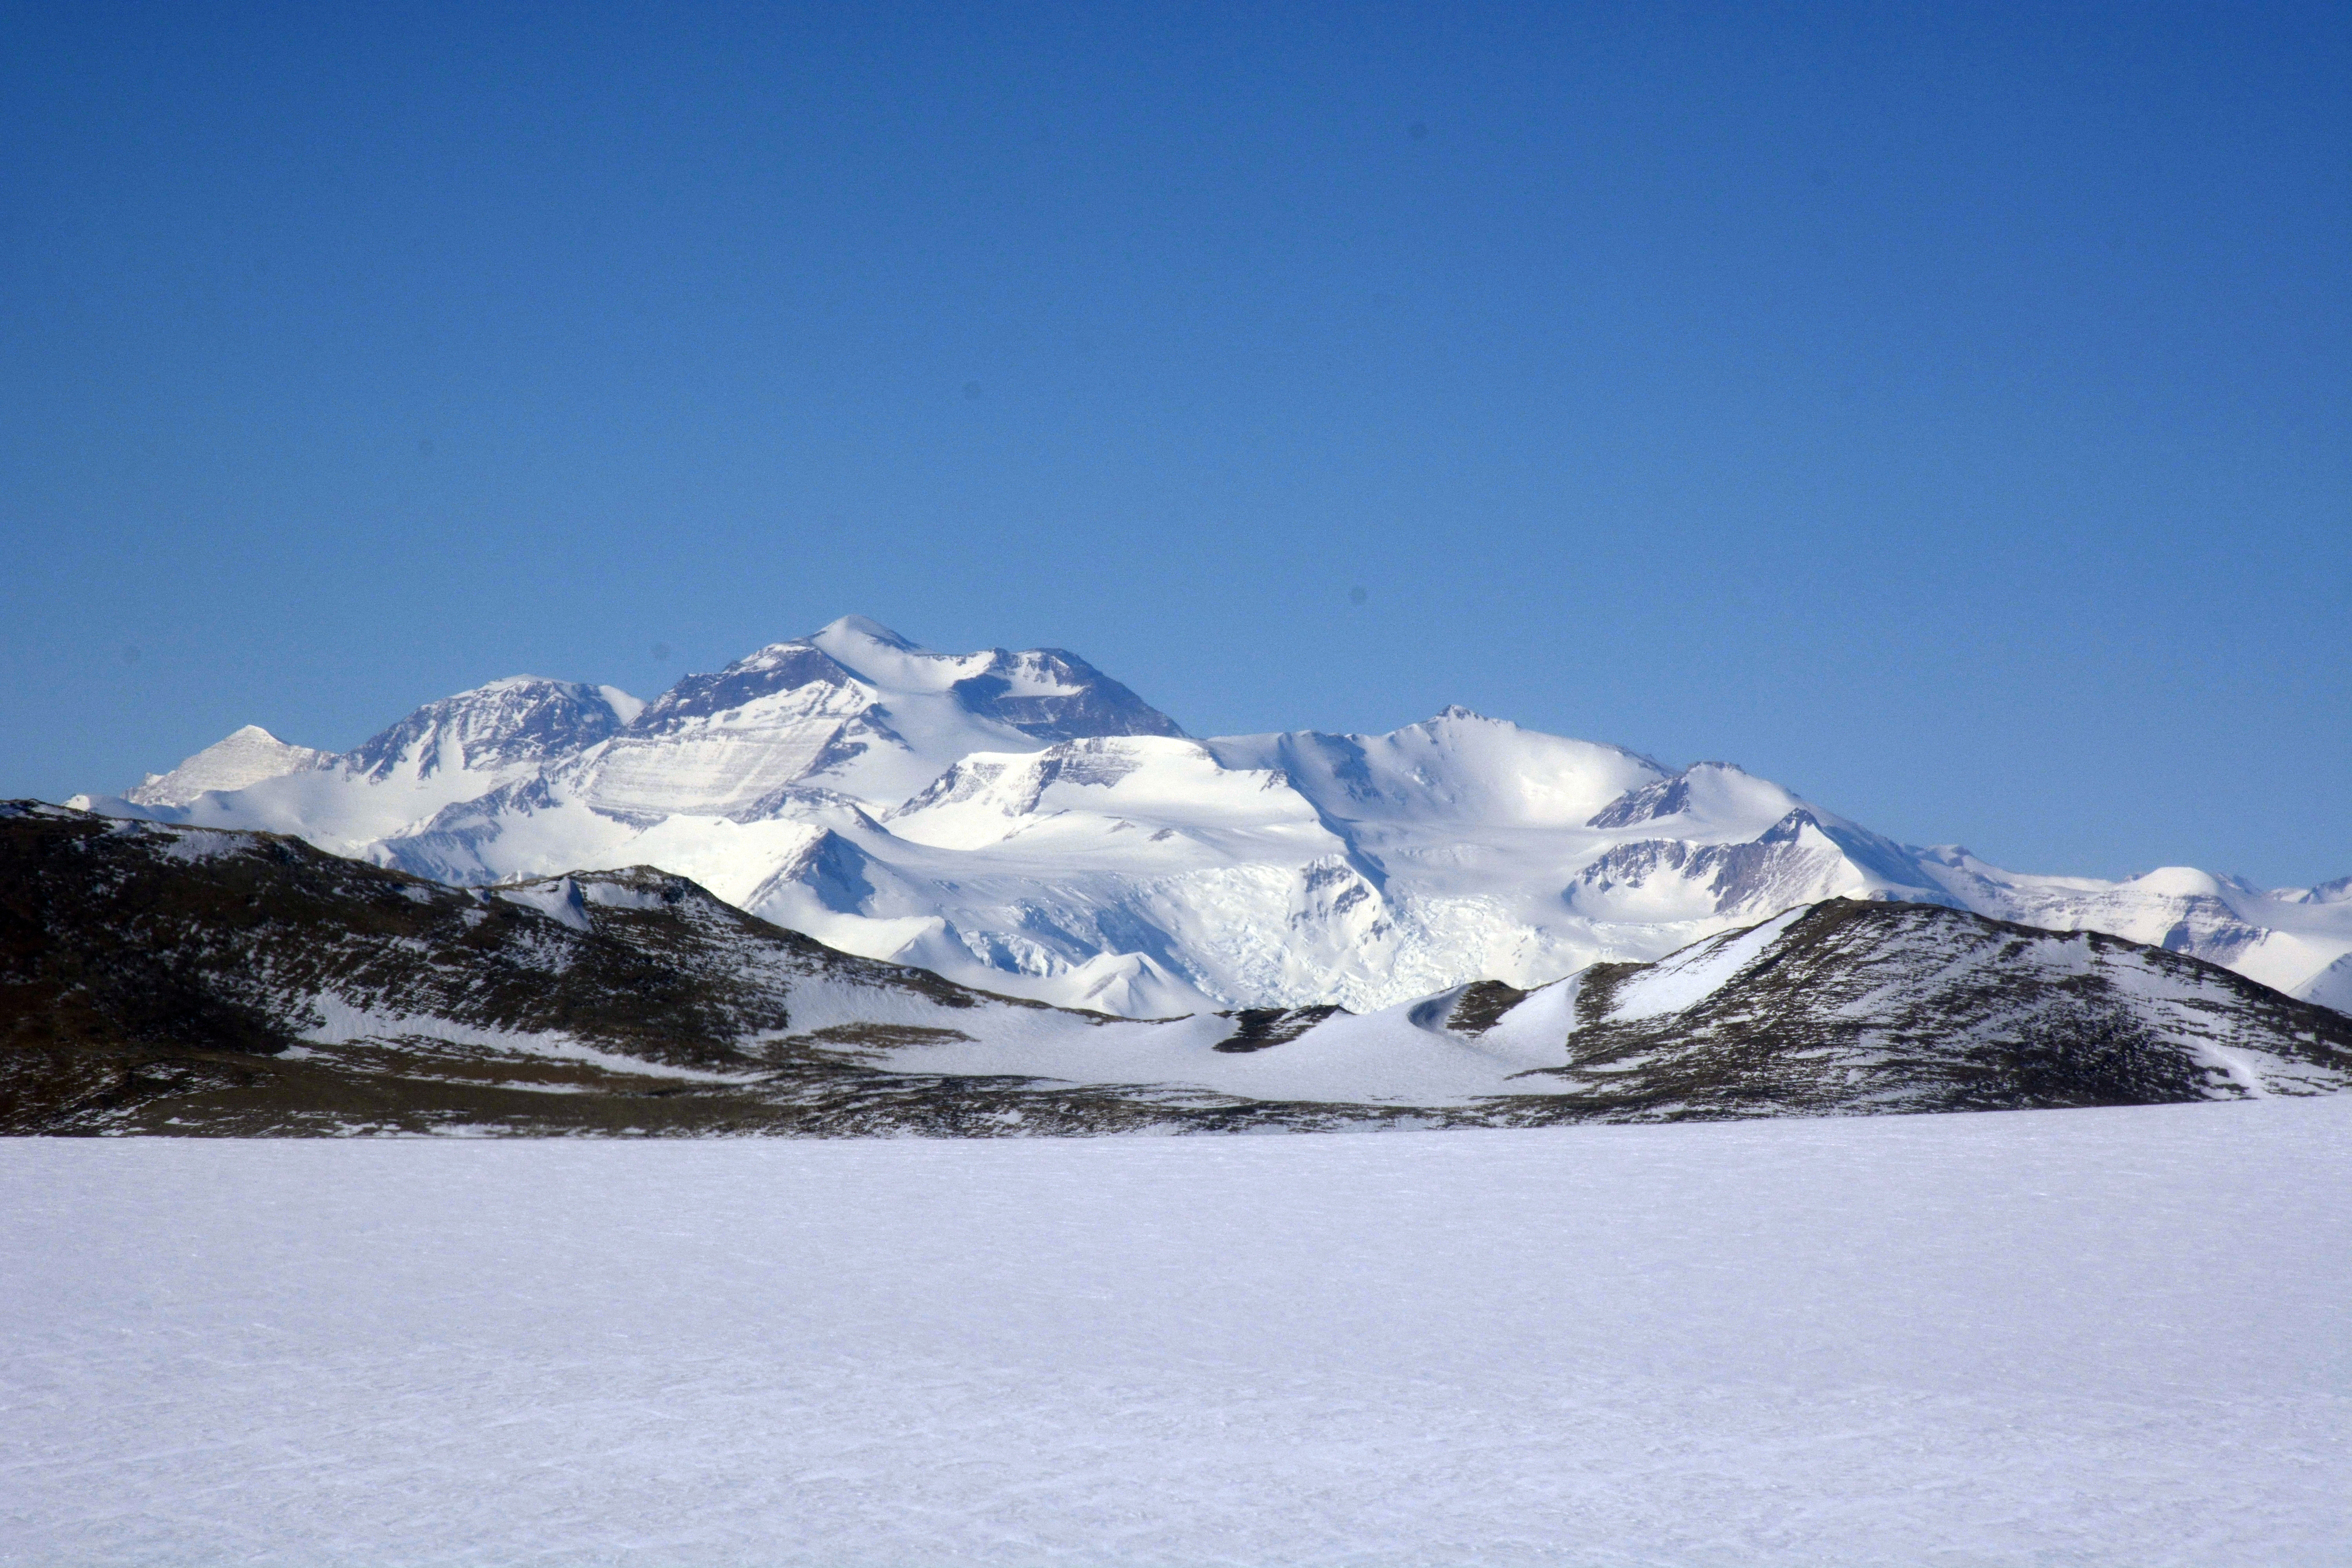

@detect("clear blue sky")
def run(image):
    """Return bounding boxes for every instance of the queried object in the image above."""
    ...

[3,2,2346,885]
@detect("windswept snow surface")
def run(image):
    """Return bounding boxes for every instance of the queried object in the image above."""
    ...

[4,1101,2349,1566]
[74,618,2352,1016]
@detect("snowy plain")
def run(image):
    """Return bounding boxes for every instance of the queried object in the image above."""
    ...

[5,1102,2349,1566]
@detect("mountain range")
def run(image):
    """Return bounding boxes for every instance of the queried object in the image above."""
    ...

[68,615,2352,1020]
[9,802,2347,1135]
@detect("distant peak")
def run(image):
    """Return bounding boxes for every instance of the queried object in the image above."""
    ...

[122,724,327,809]
[813,615,921,651]
[343,675,636,781]
[1584,759,1782,831]
[2129,866,2227,899]
[1434,704,1494,723]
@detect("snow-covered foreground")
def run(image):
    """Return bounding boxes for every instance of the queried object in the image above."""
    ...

[5,1105,2349,1565]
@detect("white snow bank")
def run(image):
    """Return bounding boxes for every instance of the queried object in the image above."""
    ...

[5,1099,2348,1566]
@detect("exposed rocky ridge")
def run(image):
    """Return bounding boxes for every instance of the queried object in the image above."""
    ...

[7,803,2348,1137]
[1535,901,2352,1118]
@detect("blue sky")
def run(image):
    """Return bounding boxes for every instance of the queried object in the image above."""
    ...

[2,2,2346,884]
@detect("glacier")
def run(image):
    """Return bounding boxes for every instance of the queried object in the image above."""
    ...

[70,615,2352,1018]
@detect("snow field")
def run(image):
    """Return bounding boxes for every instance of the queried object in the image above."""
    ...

[4,1101,2348,1566]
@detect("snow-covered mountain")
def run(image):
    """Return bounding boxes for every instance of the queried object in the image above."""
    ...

[125,724,326,808]
[69,617,2352,1018]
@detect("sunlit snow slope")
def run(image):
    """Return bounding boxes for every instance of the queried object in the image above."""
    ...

[72,617,2352,1017]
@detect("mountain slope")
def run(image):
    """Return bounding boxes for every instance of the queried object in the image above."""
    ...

[68,619,2352,1018]
[1526,899,2352,1117]
[7,804,2347,1136]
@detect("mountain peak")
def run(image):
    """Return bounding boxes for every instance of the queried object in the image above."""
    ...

[123,724,326,808]
[566,625,1184,821]
[346,677,635,782]
[2129,866,2230,900]
[1584,759,1797,832]
[811,615,921,652]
